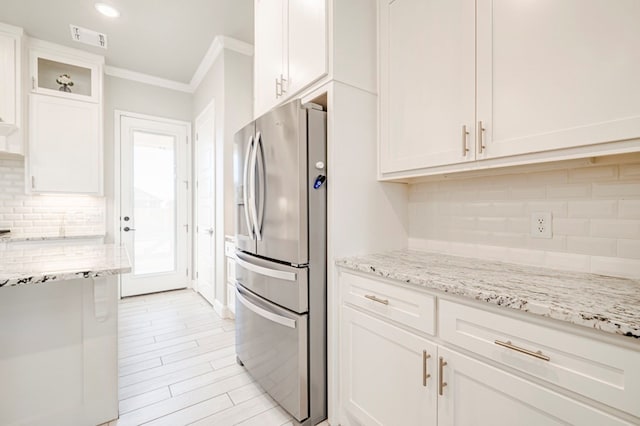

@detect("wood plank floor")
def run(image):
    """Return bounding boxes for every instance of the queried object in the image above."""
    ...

[98,288,323,426]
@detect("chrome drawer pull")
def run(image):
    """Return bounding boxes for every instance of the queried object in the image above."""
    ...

[364,294,389,305]
[495,340,550,362]
[423,350,431,387]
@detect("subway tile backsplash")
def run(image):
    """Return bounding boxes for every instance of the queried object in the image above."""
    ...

[408,156,640,276]
[0,158,105,238]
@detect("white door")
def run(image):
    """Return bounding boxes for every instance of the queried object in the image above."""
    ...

[437,347,633,426]
[379,0,476,174]
[340,306,437,426]
[195,104,216,305]
[120,115,190,297]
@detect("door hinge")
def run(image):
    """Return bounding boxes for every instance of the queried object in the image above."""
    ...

[196,133,199,141]
[196,271,199,279]
[184,224,189,233]
[186,268,189,277]
[196,225,199,233]
[184,180,189,190]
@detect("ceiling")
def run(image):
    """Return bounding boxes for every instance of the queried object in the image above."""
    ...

[0,0,254,83]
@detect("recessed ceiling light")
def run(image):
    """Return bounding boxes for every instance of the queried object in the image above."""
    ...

[95,3,120,18]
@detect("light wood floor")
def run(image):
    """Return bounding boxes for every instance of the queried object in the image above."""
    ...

[100,288,312,426]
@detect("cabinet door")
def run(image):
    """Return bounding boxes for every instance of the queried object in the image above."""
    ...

[0,32,17,131]
[379,0,475,174]
[438,347,633,426]
[286,0,327,97]
[477,0,640,159]
[341,306,437,426]
[254,0,286,118]
[29,94,101,194]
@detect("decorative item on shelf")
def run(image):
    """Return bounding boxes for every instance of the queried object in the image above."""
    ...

[56,74,74,92]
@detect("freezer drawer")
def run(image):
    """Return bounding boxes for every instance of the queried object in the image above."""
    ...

[235,251,308,313]
[235,285,308,422]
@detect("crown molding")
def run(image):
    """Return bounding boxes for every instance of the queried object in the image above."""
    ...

[189,35,254,91]
[104,35,253,93]
[104,66,193,93]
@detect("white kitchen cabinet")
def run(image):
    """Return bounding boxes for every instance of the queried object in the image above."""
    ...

[379,0,640,179]
[437,347,634,426]
[340,305,437,426]
[30,48,100,103]
[338,269,639,426]
[28,94,102,194]
[27,41,103,194]
[254,0,327,117]
[379,0,475,174]
[476,0,640,160]
[0,24,23,154]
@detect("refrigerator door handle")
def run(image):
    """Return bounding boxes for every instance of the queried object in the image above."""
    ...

[256,132,266,238]
[236,254,297,282]
[243,135,255,239]
[249,132,261,241]
[236,288,297,329]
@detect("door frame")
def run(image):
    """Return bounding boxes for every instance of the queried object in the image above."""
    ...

[114,110,193,299]
[193,99,216,302]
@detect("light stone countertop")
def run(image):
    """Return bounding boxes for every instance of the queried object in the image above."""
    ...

[336,250,640,339]
[0,243,131,287]
[0,233,105,242]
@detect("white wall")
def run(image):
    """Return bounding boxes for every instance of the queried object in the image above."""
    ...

[103,75,193,243]
[408,154,640,278]
[192,49,253,307]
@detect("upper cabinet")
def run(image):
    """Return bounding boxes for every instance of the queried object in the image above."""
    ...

[30,48,100,103]
[254,0,327,118]
[0,23,23,154]
[27,41,103,195]
[379,0,640,180]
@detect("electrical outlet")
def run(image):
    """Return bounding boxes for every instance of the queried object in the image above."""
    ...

[531,212,552,238]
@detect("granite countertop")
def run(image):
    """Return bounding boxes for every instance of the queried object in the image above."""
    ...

[0,233,105,243]
[337,250,640,339]
[0,243,131,287]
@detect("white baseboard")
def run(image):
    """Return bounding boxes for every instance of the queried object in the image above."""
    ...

[408,238,640,279]
[213,299,232,319]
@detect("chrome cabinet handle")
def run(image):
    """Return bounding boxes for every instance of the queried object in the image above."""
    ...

[477,121,486,154]
[494,340,550,361]
[423,350,431,387]
[280,74,287,94]
[462,124,469,157]
[438,357,448,396]
[364,294,389,305]
[462,125,469,156]
[275,77,282,98]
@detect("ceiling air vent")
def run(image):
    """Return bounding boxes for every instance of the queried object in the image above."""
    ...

[69,25,108,49]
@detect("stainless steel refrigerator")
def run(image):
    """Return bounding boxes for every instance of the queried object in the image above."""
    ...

[233,99,327,425]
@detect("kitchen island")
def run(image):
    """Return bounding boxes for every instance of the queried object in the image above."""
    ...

[0,243,131,426]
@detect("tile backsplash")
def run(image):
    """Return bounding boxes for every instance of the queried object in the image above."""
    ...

[408,155,640,277]
[0,158,105,238]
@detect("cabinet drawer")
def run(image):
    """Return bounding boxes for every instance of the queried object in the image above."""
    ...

[340,271,435,335]
[439,299,640,417]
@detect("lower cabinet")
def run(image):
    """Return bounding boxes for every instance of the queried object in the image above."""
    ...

[340,306,437,426]
[338,270,638,426]
[437,347,632,426]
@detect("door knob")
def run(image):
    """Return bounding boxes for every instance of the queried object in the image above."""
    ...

[123,226,136,232]
[207,228,214,235]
